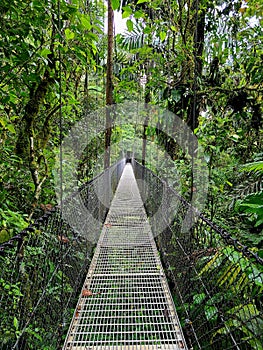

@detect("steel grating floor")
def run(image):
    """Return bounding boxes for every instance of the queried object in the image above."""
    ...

[63,164,187,350]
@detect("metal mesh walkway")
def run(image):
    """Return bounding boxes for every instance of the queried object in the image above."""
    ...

[63,164,187,350]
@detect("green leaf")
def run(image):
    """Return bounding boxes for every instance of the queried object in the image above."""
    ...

[65,28,75,40]
[0,118,6,127]
[241,161,263,173]
[237,193,263,227]
[40,48,52,58]
[122,10,131,19]
[240,203,263,210]
[255,218,263,227]
[80,15,92,30]
[204,305,218,321]
[137,0,148,4]
[193,293,206,305]
[126,19,134,32]
[0,117,16,133]
[6,124,16,133]
[111,0,120,10]
[143,25,152,34]
[32,332,42,341]
[14,317,19,331]
[199,251,223,275]
[122,6,132,19]
[160,31,166,42]
[134,10,144,18]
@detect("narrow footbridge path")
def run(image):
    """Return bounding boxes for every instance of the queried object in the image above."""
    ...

[63,164,187,349]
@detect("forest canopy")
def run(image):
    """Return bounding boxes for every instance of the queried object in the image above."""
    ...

[0,0,262,249]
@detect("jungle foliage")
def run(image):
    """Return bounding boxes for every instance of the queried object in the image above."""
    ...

[1,0,261,247]
[0,0,262,348]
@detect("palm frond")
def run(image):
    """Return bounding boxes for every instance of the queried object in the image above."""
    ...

[235,178,263,199]
[114,50,129,64]
[120,22,145,50]
[241,161,263,173]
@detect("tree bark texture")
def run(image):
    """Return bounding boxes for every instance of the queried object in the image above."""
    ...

[187,1,205,131]
[104,0,114,169]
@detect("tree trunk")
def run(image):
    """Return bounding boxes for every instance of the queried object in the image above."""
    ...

[142,87,151,166]
[187,1,205,131]
[15,15,57,215]
[104,0,114,169]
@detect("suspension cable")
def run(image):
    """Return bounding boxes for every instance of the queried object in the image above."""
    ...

[57,0,65,344]
[189,0,200,204]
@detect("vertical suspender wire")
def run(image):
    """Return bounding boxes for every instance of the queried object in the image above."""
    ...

[148,3,154,171]
[156,41,161,176]
[166,0,171,182]
[112,19,116,163]
[188,9,200,319]
[138,69,143,163]
[96,1,102,226]
[95,1,99,178]
[57,0,65,346]
[191,0,200,201]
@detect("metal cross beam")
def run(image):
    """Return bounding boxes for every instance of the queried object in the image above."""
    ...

[63,164,187,350]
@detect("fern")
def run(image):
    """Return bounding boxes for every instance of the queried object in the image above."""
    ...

[114,50,129,65]
[212,303,263,350]
[199,247,260,291]
[197,246,263,347]
[230,158,263,213]
[241,160,263,174]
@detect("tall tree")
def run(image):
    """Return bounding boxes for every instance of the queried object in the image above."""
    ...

[104,0,114,169]
[0,0,103,216]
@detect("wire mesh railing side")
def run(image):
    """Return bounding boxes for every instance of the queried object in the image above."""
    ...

[133,161,263,350]
[0,159,125,350]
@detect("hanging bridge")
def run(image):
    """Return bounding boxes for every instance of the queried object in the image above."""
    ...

[0,159,263,350]
[63,163,186,349]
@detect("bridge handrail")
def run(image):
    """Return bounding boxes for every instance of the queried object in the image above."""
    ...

[133,159,263,265]
[0,158,126,256]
